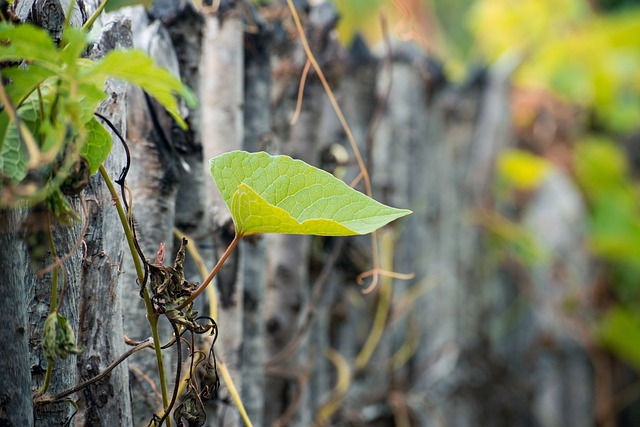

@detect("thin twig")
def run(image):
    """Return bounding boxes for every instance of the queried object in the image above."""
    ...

[286,1,413,293]
[36,339,154,403]
[355,230,395,370]
[130,365,163,407]
[285,0,371,196]
[266,366,310,427]
[93,112,131,196]
[218,358,253,427]
[290,59,311,125]
[313,348,351,426]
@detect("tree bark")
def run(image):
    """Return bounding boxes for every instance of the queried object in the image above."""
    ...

[0,209,33,426]
[74,16,134,427]
[199,2,245,424]
[523,170,593,426]
[29,207,83,427]
[240,8,273,425]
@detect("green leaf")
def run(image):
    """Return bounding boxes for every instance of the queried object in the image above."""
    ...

[3,65,56,107]
[47,189,79,225]
[0,23,61,66]
[497,149,551,190]
[574,137,629,200]
[105,0,153,12]
[87,50,196,129]
[60,27,90,67]
[0,121,29,182]
[81,117,112,174]
[72,81,108,125]
[598,306,640,370]
[209,151,411,236]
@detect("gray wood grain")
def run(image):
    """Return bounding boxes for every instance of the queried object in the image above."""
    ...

[0,209,33,426]
[74,16,134,427]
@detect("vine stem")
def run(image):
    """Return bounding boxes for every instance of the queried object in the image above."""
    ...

[98,165,172,427]
[355,230,395,371]
[81,0,110,32]
[37,339,154,402]
[174,232,242,311]
[285,0,371,196]
[285,0,402,294]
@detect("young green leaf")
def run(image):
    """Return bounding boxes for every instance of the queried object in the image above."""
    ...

[2,65,56,107]
[210,151,411,236]
[0,23,61,66]
[60,27,90,68]
[597,307,640,370]
[86,50,196,129]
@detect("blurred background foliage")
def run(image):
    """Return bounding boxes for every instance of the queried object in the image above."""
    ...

[331,0,640,374]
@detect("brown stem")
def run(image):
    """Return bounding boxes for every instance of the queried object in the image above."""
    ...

[174,232,243,311]
[36,339,153,403]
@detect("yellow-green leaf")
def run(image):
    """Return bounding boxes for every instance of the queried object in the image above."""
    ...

[497,149,551,190]
[87,50,196,129]
[598,307,640,371]
[0,23,61,65]
[210,151,411,236]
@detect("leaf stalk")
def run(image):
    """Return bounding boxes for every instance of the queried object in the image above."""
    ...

[174,232,242,311]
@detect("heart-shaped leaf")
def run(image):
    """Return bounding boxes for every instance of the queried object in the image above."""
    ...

[210,151,411,236]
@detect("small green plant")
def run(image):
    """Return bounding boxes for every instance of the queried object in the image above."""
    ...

[0,22,194,215]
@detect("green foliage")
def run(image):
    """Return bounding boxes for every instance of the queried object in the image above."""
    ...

[597,307,640,370]
[89,50,196,128]
[470,0,640,369]
[332,0,383,45]
[0,120,29,182]
[574,138,640,301]
[0,22,195,218]
[497,148,551,190]
[484,214,548,267]
[81,118,113,174]
[573,137,630,201]
[470,0,640,133]
[209,151,411,236]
